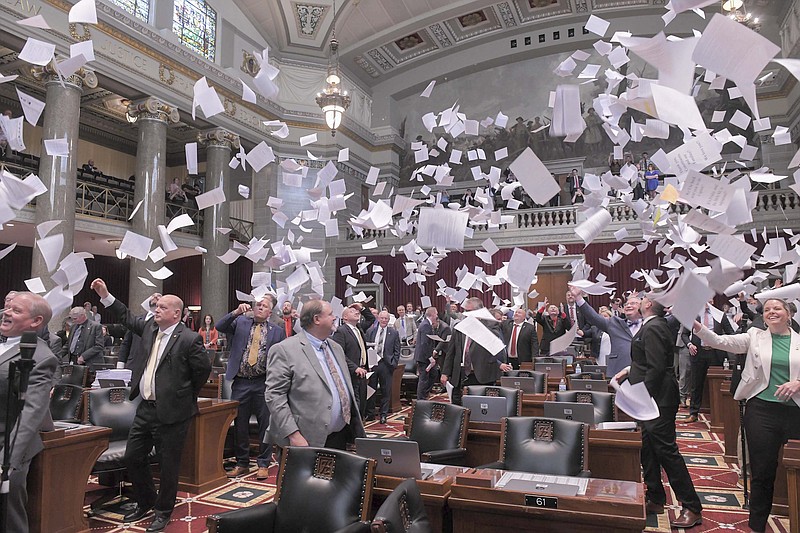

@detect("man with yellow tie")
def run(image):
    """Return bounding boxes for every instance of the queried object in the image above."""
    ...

[90,278,210,533]
[217,297,286,479]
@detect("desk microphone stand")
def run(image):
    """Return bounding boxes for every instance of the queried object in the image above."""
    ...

[1,360,25,533]
[739,399,749,509]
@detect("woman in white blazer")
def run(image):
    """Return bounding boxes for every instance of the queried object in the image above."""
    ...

[692,298,800,533]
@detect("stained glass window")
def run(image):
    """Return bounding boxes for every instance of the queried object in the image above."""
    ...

[173,0,217,61]
[107,0,150,22]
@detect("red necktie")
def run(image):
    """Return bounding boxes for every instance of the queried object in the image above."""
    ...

[552,317,558,329]
[510,324,518,357]
[284,316,292,337]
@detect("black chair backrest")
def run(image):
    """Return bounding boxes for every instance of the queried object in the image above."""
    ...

[103,355,119,366]
[501,417,588,476]
[464,386,521,417]
[85,387,141,442]
[372,478,432,533]
[59,364,87,387]
[50,384,83,422]
[571,371,605,381]
[400,347,416,373]
[554,390,616,423]
[220,375,233,400]
[274,446,375,532]
[212,351,229,368]
[504,370,546,393]
[409,401,469,454]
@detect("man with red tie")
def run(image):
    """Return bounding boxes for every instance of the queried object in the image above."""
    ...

[502,308,540,368]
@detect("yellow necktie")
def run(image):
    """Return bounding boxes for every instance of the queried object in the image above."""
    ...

[248,323,263,366]
[353,326,367,366]
[143,331,165,400]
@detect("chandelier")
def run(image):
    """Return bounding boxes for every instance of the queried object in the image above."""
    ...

[721,0,760,32]
[315,0,350,136]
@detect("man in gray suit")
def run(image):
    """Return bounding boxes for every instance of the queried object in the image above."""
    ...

[0,292,58,533]
[265,300,366,450]
[365,310,401,424]
[569,286,643,377]
[394,305,417,346]
[67,306,104,367]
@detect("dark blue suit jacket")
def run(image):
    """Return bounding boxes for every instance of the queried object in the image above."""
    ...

[216,312,286,381]
[365,325,401,369]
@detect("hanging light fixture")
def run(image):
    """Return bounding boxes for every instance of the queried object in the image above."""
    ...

[315,0,350,136]
[721,0,760,32]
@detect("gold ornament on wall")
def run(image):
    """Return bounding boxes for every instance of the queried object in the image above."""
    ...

[241,51,260,76]
[159,64,175,85]
[69,23,92,42]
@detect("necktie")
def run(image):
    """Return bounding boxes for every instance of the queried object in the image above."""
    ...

[463,337,473,374]
[399,318,406,339]
[248,323,263,366]
[570,305,577,325]
[69,325,82,354]
[142,331,166,400]
[284,316,292,337]
[376,327,385,360]
[510,324,518,357]
[321,341,351,423]
[627,319,641,335]
[353,326,367,366]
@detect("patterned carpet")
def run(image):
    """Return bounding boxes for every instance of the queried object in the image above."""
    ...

[83,397,791,532]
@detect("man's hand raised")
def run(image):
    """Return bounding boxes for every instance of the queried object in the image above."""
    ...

[90,278,109,299]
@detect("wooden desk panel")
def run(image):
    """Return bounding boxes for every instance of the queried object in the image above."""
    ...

[720,384,740,464]
[783,441,800,533]
[176,399,238,493]
[520,393,547,417]
[449,469,645,533]
[464,422,642,482]
[706,368,731,432]
[28,425,111,533]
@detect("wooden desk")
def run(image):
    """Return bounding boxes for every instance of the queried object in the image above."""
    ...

[449,469,645,533]
[372,466,470,533]
[706,367,731,431]
[783,441,800,533]
[175,399,238,493]
[520,393,548,417]
[391,365,404,412]
[463,422,642,482]
[28,425,111,533]
[719,383,740,464]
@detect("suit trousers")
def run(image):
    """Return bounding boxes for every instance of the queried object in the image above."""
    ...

[640,405,702,514]
[451,372,480,406]
[231,375,272,468]
[689,349,724,416]
[366,359,393,417]
[416,362,437,400]
[125,400,192,515]
[743,398,800,532]
[7,456,33,532]
[678,347,692,401]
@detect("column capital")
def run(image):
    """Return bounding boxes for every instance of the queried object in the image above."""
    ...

[31,59,97,90]
[127,97,180,124]
[198,128,241,150]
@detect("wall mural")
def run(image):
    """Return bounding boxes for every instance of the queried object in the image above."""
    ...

[396,48,758,186]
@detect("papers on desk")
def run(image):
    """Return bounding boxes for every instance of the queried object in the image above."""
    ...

[92,369,132,388]
[595,421,638,431]
[610,377,659,421]
[494,472,589,496]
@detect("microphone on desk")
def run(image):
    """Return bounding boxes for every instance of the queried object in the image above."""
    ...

[16,331,38,403]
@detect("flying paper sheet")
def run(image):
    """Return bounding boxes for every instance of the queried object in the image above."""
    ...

[166,213,194,234]
[19,37,55,66]
[17,15,51,29]
[454,316,505,356]
[195,186,226,210]
[548,322,579,355]
[508,148,561,205]
[416,207,468,250]
[16,88,45,126]
[506,248,541,290]
[35,234,63,273]
[708,234,756,269]
[679,171,734,212]
[70,40,95,62]
[420,80,436,98]
[246,141,275,172]
[69,0,98,24]
[575,209,612,246]
[185,142,198,174]
[119,231,153,261]
[611,377,660,421]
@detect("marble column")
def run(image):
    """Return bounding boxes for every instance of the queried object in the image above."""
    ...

[30,63,97,330]
[199,128,239,322]
[126,97,179,308]
[251,159,279,284]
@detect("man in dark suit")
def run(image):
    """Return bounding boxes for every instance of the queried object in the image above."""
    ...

[330,305,369,416]
[265,300,366,450]
[502,308,539,368]
[364,310,401,423]
[91,278,211,532]
[681,301,734,422]
[534,298,573,356]
[414,307,450,400]
[216,297,286,479]
[0,292,58,533]
[67,306,104,367]
[118,293,161,370]
[615,294,702,529]
[565,290,593,352]
[441,297,512,405]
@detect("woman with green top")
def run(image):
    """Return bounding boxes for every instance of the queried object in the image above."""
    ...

[692,298,800,533]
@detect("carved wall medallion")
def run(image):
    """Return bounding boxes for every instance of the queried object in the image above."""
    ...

[159,64,175,85]
[69,23,92,42]
[241,50,261,76]
[224,97,236,116]
[295,4,326,37]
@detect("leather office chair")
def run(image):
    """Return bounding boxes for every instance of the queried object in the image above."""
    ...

[399,347,418,401]
[503,370,547,393]
[218,376,258,458]
[371,478,432,533]
[407,400,470,465]
[58,364,87,387]
[464,386,521,417]
[49,384,83,422]
[84,387,151,509]
[103,355,119,366]
[207,446,375,533]
[212,351,229,369]
[555,390,616,423]
[480,417,590,477]
[570,371,605,381]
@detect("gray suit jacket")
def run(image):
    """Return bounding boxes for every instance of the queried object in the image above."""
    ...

[0,339,58,532]
[265,330,366,447]
[394,315,417,344]
[68,320,104,366]
[578,301,636,376]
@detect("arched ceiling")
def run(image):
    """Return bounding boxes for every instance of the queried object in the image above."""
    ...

[231,0,788,91]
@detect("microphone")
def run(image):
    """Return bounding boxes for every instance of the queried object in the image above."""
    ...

[16,331,38,403]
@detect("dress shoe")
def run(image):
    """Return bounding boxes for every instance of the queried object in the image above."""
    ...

[380,414,387,424]
[146,513,171,532]
[226,465,249,478]
[365,414,375,422]
[123,504,153,522]
[645,501,665,515]
[670,509,702,529]
[256,467,270,480]
[686,415,698,423]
